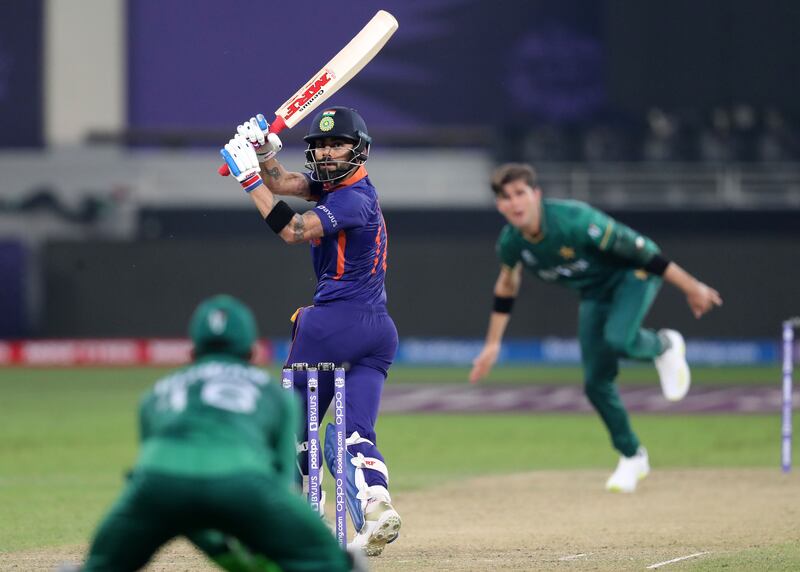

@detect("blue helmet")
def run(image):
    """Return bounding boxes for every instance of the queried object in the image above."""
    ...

[304,106,371,184]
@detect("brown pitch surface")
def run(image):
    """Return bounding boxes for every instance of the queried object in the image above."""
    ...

[5,468,798,571]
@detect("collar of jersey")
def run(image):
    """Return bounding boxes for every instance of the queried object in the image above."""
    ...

[323,165,368,192]
[522,199,548,244]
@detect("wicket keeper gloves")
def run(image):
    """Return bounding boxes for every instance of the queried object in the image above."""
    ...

[237,114,283,163]
[221,134,263,193]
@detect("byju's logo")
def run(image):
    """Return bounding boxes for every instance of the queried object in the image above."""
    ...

[316,205,338,228]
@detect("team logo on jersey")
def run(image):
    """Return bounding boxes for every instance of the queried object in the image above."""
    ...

[521,249,537,265]
[559,246,575,260]
[588,224,602,239]
[319,116,335,132]
[634,269,648,280]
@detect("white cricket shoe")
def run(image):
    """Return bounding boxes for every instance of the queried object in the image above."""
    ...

[605,446,650,493]
[654,329,691,401]
[348,486,402,557]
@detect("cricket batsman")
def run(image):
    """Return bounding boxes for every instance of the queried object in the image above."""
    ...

[470,163,723,493]
[220,107,401,556]
[59,295,366,572]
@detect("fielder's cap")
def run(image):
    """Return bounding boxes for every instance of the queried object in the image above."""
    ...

[304,106,371,145]
[189,294,258,359]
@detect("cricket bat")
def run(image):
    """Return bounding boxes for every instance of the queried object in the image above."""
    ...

[219,9,398,176]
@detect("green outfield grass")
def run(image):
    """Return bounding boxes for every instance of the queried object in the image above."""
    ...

[385,364,782,385]
[0,363,779,387]
[0,366,792,555]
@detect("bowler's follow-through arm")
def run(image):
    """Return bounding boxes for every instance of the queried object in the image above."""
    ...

[469,263,522,384]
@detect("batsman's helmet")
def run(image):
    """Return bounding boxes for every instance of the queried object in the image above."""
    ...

[189,294,258,360]
[304,106,371,184]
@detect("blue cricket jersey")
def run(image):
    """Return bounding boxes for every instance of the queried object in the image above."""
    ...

[306,166,388,306]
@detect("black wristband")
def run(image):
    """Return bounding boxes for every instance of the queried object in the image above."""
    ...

[644,253,671,276]
[264,200,296,234]
[493,296,515,314]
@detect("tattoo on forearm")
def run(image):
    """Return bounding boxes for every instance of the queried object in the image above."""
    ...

[292,214,305,241]
[266,167,280,181]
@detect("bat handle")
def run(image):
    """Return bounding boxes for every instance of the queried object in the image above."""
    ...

[217,115,288,176]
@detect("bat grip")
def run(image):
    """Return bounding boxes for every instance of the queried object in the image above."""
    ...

[217,115,288,176]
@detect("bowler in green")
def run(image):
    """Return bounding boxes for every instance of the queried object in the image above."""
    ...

[470,163,722,493]
[63,295,365,572]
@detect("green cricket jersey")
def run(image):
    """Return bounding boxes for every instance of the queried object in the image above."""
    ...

[497,199,661,299]
[135,355,297,480]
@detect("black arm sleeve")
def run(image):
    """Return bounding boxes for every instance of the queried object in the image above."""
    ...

[493,296,515,314]
[644,253,671,276]
[264,200,296,234]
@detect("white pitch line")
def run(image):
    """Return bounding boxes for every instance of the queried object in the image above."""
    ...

[647,551,710,569]
[559,553,592,561]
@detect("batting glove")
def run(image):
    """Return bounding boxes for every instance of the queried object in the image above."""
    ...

[220,134,263,193]
[237,114,283,163]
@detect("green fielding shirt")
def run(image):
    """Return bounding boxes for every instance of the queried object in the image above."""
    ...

[135,355,297,481]
[497,199,661,300]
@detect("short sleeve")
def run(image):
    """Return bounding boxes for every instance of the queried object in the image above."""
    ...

[138,392,155,443]
[314,190,369,236]
[496,226,521,268]
[303,173,324,201]
[582,205,660,266]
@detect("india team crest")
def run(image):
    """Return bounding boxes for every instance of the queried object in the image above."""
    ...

[319,116,335,132]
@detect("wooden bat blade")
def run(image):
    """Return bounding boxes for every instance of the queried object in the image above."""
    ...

[218,10,398,177]
[275,10,398,128]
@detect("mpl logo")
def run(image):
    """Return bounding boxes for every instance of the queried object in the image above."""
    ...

[335,375,345,388]
[283,69,335,121]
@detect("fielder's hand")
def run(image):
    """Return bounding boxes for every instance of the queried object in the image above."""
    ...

[220,134,263,193]
[237,114,283,163]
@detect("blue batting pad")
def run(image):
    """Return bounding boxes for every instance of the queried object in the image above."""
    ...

[324,424,364,532]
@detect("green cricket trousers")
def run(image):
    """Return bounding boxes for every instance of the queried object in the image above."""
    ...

[578,270,664,457]
[82,470,350,572]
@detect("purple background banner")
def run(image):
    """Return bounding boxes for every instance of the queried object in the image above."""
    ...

[126,0,606,131]
[0,1,43,147]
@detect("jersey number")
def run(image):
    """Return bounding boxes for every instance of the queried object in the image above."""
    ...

[201,379,260,414]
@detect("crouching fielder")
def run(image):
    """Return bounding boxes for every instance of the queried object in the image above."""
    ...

[58,295,365,572]
[221,107,401,557]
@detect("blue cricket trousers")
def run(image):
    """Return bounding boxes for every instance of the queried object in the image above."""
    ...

[286,302,398,489]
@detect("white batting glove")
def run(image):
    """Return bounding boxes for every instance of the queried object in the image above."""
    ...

[220,134,263,193]
[236,114,283,163]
